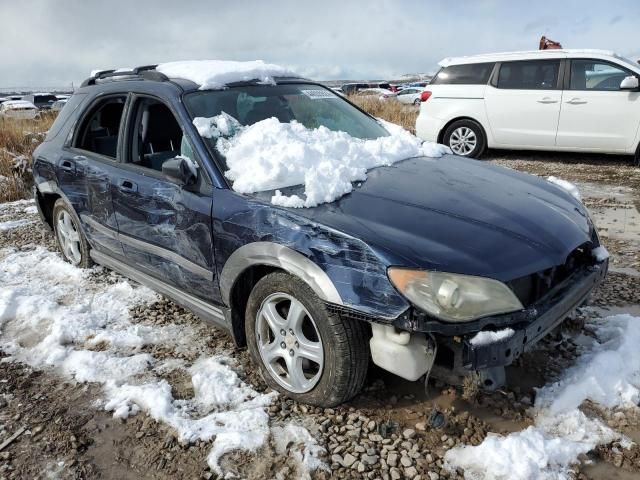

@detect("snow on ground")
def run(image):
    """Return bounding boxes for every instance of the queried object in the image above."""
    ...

[195,114,450,208]
[0,219,34,231]
[0,247,324,476]
[156,60,299,90]
[445,312,640,479]
[547,176,582,202]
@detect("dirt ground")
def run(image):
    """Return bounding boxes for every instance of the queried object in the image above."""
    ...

[1,151,639,480]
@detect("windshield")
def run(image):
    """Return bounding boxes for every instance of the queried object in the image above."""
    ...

[184,83,389,168]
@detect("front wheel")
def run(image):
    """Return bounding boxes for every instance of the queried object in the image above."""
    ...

[443,119,486,158]
[245,272,369,407]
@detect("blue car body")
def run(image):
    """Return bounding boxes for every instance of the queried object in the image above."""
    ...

[32,71,607,383]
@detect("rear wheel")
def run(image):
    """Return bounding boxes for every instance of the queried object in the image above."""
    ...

[413,98,421,106]
[52,199,93,268]
[245,272,369,407]
[443,119,486,158]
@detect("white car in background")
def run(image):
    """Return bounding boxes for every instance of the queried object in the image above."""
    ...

[393,87,424,105]
[416,49,640,164]
[0,100,39,120]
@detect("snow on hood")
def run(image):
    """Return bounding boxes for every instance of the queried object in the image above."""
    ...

[547,176,581,202]
[156,60,300,90]
[193,114,451,207]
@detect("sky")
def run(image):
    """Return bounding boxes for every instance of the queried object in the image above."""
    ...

[1,0,639,90]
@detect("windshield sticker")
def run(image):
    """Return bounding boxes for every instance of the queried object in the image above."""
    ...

[301,89,337,99]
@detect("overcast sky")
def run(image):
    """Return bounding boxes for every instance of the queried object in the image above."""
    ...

[1,0,639,89]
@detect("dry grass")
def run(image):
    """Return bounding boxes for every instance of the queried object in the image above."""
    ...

[0,112,56,202]
[348,95,419,133]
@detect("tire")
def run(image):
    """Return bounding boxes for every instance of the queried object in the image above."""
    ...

[52,199,93,268]
[413,98,421,106]
[245,271,369,407]
[443,119,486,159]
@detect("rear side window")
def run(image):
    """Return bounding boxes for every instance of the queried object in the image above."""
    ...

[431,62,495,85]
[497,60,560,90]
[44,94,87,141]
[74,96,127,159]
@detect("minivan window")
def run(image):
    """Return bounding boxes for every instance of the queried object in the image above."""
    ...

[431,62,495,85]
[570,60,630,91]
[497,60,560,90]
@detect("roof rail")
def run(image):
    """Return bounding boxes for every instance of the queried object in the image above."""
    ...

[80,65,169,87]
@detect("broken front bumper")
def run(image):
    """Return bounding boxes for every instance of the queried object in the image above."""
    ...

[395,260,608,371]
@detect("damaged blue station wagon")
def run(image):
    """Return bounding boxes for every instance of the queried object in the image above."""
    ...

[32,64,608,407]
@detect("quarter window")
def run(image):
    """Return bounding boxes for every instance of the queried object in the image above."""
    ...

[74,96,127,158]
[570,60,630,91]
[497,60,560,90]
[431,62,495,85]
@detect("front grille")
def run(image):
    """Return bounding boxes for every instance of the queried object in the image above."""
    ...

[508,243,596,307]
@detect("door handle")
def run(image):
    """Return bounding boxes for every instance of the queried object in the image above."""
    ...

[59,159,75,173]
[537,97,558,104]
[566,98,587,104]
[118,179,138,193]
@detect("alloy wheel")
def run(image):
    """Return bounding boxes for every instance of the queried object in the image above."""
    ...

[56,210,82,265]
[255,292,324,393]
[449,126,477,156]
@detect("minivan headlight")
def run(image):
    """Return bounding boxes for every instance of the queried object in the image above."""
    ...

[387,268,523,322]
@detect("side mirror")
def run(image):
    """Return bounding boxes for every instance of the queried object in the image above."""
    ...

[162,156,198,186]
[620,75,639,90]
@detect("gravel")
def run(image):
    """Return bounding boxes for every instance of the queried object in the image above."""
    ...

[0,152,639,479]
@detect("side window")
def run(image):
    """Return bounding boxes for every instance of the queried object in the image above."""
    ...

[570,60,630,91]
[497,60,560,90]
[431,62,495,85]
[74,96,126,158]
[129,98,186,172]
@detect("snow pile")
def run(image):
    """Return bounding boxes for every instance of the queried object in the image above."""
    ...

[195,115,450,208]
[547,176,582,201]
[445,313,640,479]
[156,60,299,90]
[0,247,324,476]
[469,328,514,346]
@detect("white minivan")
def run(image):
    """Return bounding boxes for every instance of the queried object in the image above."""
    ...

[416,49,640,164]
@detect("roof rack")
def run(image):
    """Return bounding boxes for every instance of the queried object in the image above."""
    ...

[80,64,169,87]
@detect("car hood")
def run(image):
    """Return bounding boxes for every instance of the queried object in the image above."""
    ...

[281,155,593,282]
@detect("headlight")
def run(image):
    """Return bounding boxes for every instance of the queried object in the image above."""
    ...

[388,268,523,322]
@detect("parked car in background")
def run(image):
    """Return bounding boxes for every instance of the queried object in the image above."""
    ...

[393,87,424,105]
[416,49,640,164]
[341,82,396,95]
[405,81,429,88]
[51,99,67,112]
[356,88,394,100]
[0,100,38,120]
[22,93,58,110]
[32,63,608,406]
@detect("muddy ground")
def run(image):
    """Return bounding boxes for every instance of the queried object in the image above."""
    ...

[1,151,639,480]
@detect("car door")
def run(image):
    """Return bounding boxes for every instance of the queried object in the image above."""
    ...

[62,93,130,257]
[484,59,563,147]
[556,59,640,151]
[111,94,219,302]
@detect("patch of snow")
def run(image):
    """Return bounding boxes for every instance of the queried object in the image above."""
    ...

[445,313,640,479]
[592,245,609,262]
[0,219,34,231]
[272,424,328,479]
[469,328,514,346]
[0,247,325,476]
[196,115,450,208]
[156,60,300,90]
[547,176,582,201]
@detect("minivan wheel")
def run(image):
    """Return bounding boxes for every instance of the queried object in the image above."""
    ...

[245,272,369,407]
[443,120,486,158]
[52,199,93,268]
